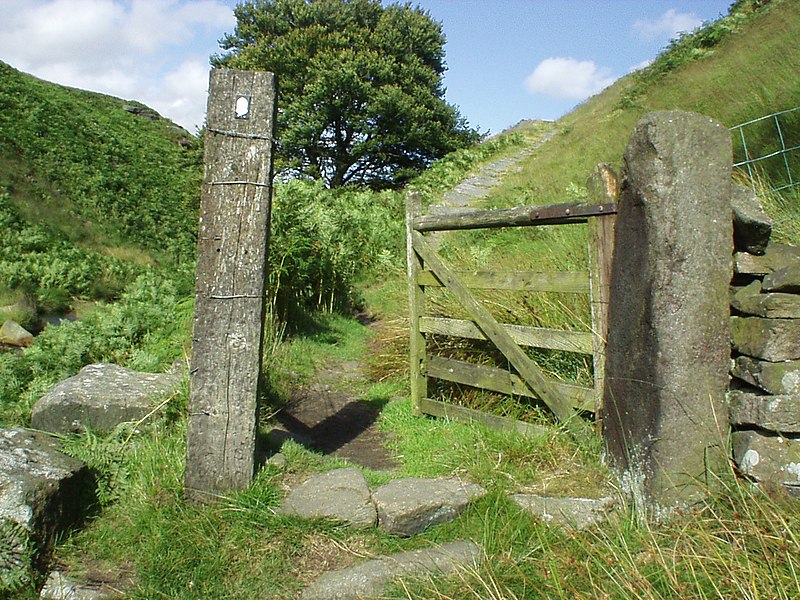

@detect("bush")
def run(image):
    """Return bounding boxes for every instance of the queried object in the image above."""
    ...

[270,179,404,320]
[0,271,193,426]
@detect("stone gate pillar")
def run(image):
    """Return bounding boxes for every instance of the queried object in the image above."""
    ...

[601,110,732,515]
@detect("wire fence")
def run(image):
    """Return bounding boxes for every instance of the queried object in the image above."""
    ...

[730,106,800,193]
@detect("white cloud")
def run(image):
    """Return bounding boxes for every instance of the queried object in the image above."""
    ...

[524,57,617,100]
[148,58,212,133]
[0,0,235,131]
[633,9,702,41]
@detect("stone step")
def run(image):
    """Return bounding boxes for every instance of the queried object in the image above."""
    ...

[301,540,481,600]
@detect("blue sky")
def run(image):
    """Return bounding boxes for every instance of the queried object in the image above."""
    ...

[0,0,733,135]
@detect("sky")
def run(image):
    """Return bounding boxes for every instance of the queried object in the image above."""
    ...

[0,0,734,136]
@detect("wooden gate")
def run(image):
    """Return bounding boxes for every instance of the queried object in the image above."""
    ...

[406,165,618,434]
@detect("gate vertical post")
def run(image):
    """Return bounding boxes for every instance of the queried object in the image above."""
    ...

[185,68,277,502]
[406,191,428,415]
[587,164,618,418]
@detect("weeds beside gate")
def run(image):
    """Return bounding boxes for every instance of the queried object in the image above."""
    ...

[406,165,618,435]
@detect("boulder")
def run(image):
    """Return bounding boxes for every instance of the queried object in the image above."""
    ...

[731,184,772,254]
[763,263,800,294]
[31,363,183,434]
[301,540,481,600]
[733,430,800,491]
[729,390,800,433]
[731,317,800,362]
[509,494,616,530]
[277,468,376,529]
[602,111,732,512]
[731,356,800,395]
[0,429,93,585]
[372,478,485,536]
[0,320,34,347]
[731,281,800,318]
[735,243,800,275]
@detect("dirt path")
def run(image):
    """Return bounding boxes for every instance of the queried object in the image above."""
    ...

[270,357,398,472]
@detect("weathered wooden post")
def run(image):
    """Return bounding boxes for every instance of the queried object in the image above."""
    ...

[406,191,428,416]
[586,164,618,416]
[185,68,277,502]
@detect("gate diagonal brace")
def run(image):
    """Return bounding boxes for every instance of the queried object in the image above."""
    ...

[410,230,576,424]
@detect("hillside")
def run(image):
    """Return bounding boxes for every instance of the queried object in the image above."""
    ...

[0,61,203,336]
[487,0,800,213]
[0,61,202,263]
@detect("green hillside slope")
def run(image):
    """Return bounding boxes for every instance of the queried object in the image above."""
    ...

[0,61,202,262]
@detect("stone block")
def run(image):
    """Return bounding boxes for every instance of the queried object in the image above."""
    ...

[0,429,93,582]
[731,291,800,318]
[31,363,183,435]
[277,468,376,529]
[372,478,485,536]
[731,356,800,395]
[733,430,800,490]
[602,111,732,512]
[509,494,616,530]
[729,390,800,433]
[731,184,772,254]
[39,571,117,599]
[731,317,800,362]
[763,263,800,293]
[0,320,34,347]
[735,243,800,275]
[301,541,481,600]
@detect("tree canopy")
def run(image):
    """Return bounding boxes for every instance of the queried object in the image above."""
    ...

[214,0,479,188]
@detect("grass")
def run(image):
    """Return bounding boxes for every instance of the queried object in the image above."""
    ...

[48,362,800,599]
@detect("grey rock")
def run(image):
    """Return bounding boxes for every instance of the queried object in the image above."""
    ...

[602,111,732,512]
[731,356,800,395]
[731,317,800,362]
[301,540,481,600]
[731,280,800,318]
[735,243,800,275]
[731,184,772,254]
[373,478,485,536]
[729,390,800,432]
[122,104,159,120]
[40,571,116,599]
[0,319,34,347]
[733,430,800,490]
[0,429,92,578]
[266,452,288,469]
[31,363,183,434]
[510,494,616,530]
[763,263,800,293]
[278,468,376,529]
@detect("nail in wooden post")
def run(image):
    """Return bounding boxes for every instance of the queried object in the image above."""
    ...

[185,68,276,502]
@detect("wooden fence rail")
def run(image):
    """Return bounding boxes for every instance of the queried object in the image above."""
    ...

[406,164,618,435]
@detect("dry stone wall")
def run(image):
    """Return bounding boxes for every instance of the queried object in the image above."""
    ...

[602,111,800,513]
[730,198,800,495]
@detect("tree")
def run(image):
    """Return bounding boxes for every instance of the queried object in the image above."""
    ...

[213,0,479,188]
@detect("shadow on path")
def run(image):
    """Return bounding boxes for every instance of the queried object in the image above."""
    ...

[266,363,398,472]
